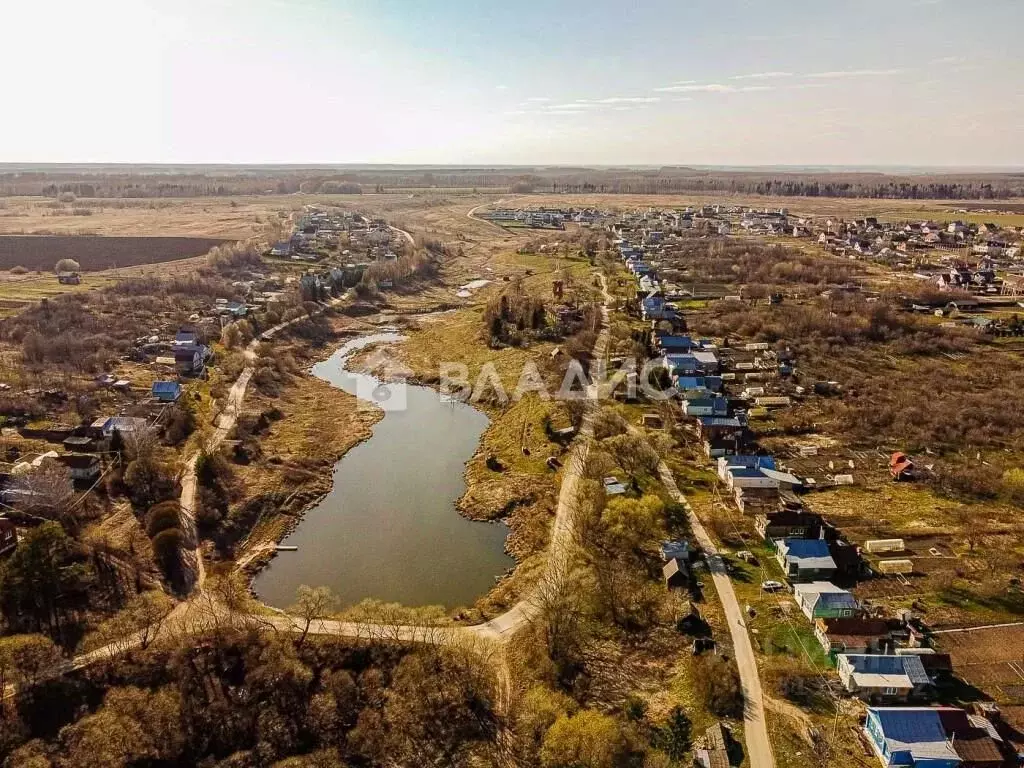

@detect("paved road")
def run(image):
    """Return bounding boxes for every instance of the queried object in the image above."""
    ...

[656,464,775,768]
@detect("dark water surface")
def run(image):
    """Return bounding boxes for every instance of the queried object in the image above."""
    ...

[253,333,513,609]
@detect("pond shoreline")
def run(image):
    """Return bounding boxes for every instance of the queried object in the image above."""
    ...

[250,328,515,612]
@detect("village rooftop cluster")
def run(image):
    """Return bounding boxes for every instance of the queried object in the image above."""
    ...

[610,214,1024,768]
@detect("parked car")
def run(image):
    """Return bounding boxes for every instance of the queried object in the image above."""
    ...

[761,580,785,592]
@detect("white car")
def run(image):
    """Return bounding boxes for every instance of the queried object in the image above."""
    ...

[760,580,785,593]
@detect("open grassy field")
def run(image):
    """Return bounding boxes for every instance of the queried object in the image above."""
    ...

[0,194,322,238]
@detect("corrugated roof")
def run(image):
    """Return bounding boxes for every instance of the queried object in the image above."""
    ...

[843,654,930,686]
[870,708,960,762]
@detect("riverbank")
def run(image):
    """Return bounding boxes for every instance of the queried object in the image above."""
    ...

[227,321,384,578]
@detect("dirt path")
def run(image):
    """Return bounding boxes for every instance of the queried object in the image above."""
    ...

[13,247,777,768]
[655,462,775,768]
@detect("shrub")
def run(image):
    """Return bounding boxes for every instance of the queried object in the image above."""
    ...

[693,655,743,718]
[54,258,80,273]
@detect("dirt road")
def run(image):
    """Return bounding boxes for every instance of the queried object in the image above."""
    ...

[656,464,775,768]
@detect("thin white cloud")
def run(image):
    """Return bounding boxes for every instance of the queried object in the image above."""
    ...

[654,83,735,93]
[524,96,551,102]
[806,68,903,78]
[592,96,662,104]
[730,71,793,80]
[495,85,508,90]
[654,83,774,94]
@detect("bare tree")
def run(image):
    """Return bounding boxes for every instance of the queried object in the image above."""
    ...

[603,433,659,484]
[290,585,340,647]
[13,461,75,523]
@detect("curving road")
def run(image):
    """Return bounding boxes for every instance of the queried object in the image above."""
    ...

[11,262,774,768]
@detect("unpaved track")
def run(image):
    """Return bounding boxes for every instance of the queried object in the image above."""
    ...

[656,464,774,768]
[13,254,775,768]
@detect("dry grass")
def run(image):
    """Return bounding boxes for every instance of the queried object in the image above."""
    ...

[230,356,380,565]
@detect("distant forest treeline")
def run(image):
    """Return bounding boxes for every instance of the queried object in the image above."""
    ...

[2,167,1023,199]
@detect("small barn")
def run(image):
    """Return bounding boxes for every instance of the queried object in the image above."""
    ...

[663,557,690,590]
[152,381,182,403]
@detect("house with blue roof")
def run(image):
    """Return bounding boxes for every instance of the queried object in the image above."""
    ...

[641,295,675,321]
[683,396,729,418]
[864,708,961,767]
[675,376,724,394]
[662,353,701,376]
[655,335,696,353]
[793,581,859,620]
[838,654,932,701]
[151,381,182,402]
[717,455,777,478]
[776,538,838,582]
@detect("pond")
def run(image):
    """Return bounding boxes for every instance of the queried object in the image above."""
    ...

[252,332,513,609]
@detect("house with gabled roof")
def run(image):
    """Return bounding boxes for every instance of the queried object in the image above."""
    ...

[776,538,837,582]
[815,616,899,657]
[793,581,859,621]
[865,708,961,767]
[838,653,932,701]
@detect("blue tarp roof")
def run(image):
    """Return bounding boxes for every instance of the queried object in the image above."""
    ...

[728,466,769,478]
[725,455,777,470]
[781,539,831,558]
[152,381,181,395]
[658,335,695,349]
[698,416,743,428]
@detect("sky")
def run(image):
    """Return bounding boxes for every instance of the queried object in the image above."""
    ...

[3,0,1023,166]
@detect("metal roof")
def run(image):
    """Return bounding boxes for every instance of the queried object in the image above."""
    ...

[869,708,960,762]
[842,654,930,686]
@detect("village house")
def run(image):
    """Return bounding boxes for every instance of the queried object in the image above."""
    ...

[675,376,725,395]
[151,381,182,403]
[865,706,1015,768]
[91,415,150,441]
[793,581,859,621]
[815,616,901,657]
[53,453,101,483]
[696,415,747,457]
[0,517,17,556]
[775,538,837,582]
[755,507,824,540]
[174,345,207,376]
[865,708,961,767]
[683,395,730,417]
[837,653,932,701]
[62,434,97,453]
